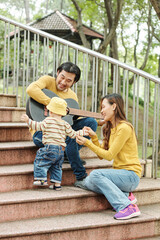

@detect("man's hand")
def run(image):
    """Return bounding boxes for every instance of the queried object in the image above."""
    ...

[98,119,105,126]
[21,114,29,124]
[76,135,87,145]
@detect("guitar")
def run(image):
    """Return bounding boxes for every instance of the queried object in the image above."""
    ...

[26,89,102,125]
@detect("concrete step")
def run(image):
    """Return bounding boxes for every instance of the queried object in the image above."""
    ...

[0,107,26,122]
[0,186,109,223]
[0,141,37,166]
[0,141,100,166]
[0,94,20,107]
[0,178,160,223]
[0,122,32,142]
[0,159,111,192]
[0,203,159,240]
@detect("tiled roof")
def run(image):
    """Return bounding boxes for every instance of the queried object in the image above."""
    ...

[29,10,103,40]
[30,11,70,30]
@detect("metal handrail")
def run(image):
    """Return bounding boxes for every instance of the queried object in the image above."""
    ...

[0,14,160,178]
[0,14,160,84]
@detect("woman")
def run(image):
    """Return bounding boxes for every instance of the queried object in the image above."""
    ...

[76,93,142,220]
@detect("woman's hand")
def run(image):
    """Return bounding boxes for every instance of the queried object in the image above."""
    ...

[76,135,87,145]
[83,127,96,137]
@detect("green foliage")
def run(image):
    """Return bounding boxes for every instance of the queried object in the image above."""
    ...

[0,0,160,81]
[33,11,45,21]
[0,8,15,20]
[118,0,160,72]
[143,54,159,77]
[67,0,105,34]
[128,92,144,107]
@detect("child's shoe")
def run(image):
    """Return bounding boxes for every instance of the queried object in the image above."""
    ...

[49,184,62,191]
[114,204,141,220]
[33,180,48,186]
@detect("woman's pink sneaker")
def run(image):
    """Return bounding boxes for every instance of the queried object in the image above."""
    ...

[114,204,141,220]
[112,192,137,211]
[128,192,137,204]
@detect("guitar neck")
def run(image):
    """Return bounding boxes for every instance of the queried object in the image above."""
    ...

[69,108,102,119]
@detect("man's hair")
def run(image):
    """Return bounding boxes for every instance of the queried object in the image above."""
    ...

[57,62,81,83]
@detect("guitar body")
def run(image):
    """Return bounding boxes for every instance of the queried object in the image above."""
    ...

[26,89,80,125]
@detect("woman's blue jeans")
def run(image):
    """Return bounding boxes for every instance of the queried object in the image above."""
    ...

[33,117,98,180]
[34,144,64,183]
[85,169,140,212]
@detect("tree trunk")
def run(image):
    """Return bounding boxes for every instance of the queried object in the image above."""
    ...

[120,21,128,63]
[98,0,124,54]
[150,0,160,19]
[158,55,160,77]
[45,0,49,14]
[110,34,121,93]
[71,0,91,49]
[23,0,30,24]
[71,0,123,107]
[129,3,154,84]
[97,0,123,97]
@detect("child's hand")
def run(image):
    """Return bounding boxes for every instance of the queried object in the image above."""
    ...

[83,127,96,137]
[21,114,29,123]
[76,135,87,145]
[82,128,89,136]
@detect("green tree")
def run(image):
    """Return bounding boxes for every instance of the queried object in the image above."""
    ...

[0,0,36,23]
[69,0,123,105]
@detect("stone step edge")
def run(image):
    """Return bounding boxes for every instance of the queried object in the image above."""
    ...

[0,93,20,97]
[0,158,147,176]
[0,141,149,163]
[0,106,25,110]
[0,141,95,150]
[0,159,113,176]
[0,140,106,163]
[0,203,159,239]
[0,122,28,128]
[0,186,97,205]
[136,237,160,240]
[0,141,36,150]
[0,141,148,160]
[1,178,160,205]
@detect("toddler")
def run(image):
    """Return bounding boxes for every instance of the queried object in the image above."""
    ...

[21,97,87,190]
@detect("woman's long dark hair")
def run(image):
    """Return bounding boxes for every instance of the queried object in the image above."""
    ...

[102,93,127,150]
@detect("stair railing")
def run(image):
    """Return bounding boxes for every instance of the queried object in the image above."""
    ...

[0,15,160,178]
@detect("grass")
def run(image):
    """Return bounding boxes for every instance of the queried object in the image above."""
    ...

[138,146,152,159]
[157,168,160,178]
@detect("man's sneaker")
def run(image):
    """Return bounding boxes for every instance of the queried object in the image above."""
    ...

[114,204,141,220]
[128,192,137,204]
[81,159,86,165]
[74,178,88,190]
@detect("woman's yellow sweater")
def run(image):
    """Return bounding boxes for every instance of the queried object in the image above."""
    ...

[84,121,142,178]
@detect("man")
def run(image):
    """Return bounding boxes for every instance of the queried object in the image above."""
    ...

[26,62,97,185]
